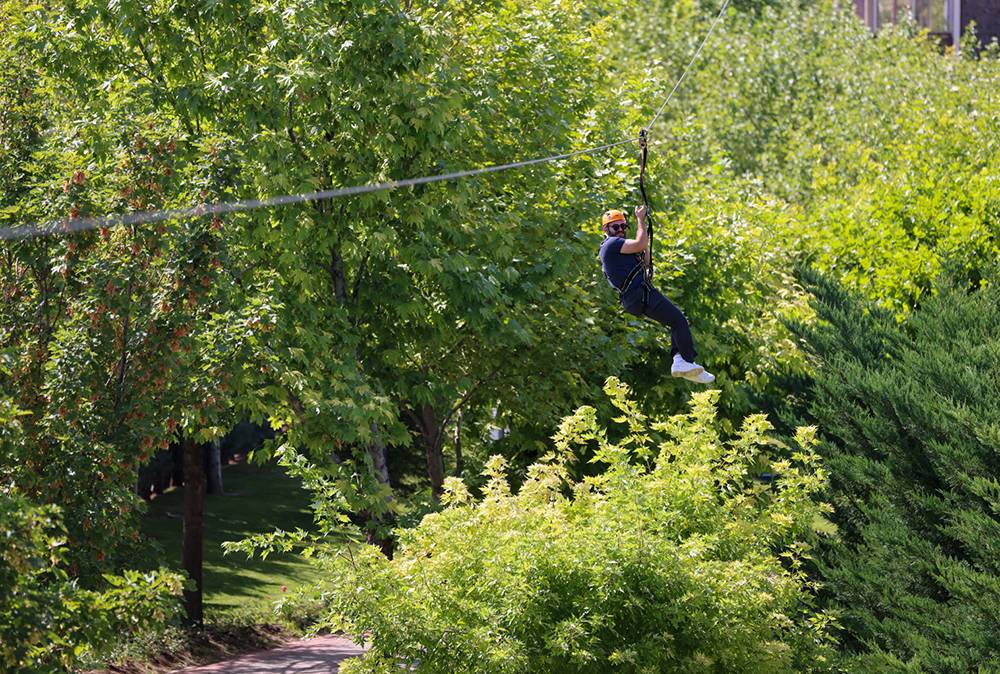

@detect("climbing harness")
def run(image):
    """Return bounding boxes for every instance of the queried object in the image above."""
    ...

[604,129,655,315]
[618,258,652,314]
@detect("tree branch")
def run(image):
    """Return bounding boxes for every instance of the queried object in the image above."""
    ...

[401,406,423,433]
[110,233,141,416]
[330,247,346,304]
[286,99,311,165]
[350,252,369,306]
[437,362,504,441]
[134,35,195,136]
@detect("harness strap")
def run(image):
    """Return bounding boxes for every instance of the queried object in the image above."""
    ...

[638,130,649,208]
[618,261,652,313]
[638,130,654,281]
[620,261,645,295]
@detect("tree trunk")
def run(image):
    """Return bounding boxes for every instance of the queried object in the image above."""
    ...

[170,442,184,489]
[453,408,464,478]
[365,422,395,558]
[364,518,395,559]
[206,438,224,495]
[420,404,445,500]
[181,438,206,626]
[328,238,394,556]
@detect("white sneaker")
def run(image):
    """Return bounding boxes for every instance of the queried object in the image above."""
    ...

[671,355,703,378]
[685,369,716,385]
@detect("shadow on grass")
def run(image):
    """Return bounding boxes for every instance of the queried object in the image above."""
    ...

[140,461,330,614]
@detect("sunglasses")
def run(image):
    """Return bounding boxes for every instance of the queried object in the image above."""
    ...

[606,221,627,232]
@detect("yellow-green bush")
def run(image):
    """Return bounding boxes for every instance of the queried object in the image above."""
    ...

[326,379,837,673]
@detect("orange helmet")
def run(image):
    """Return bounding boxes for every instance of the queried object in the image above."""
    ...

[601,209,627,235]
[602,209,626,227]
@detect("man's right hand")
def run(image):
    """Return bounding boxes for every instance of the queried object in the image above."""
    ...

[620,205,651,255]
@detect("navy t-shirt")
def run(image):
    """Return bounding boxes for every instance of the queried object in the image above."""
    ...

[599,236,645,291]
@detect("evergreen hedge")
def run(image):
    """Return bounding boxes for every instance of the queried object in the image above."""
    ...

[793,270,1000,670]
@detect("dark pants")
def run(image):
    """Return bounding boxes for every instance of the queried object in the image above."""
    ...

[623,284,697,363]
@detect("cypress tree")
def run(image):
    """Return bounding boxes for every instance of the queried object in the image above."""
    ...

[793,269,1000,670]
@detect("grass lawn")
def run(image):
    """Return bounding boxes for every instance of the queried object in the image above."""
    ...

[141,460,326,616]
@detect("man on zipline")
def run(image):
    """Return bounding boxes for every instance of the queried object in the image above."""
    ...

[599,206,715,384]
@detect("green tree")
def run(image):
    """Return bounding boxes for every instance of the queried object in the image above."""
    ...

[791,269,1000,670]
[0,117,252,574]
[0,392,183,673]
[1,7,262,634]
[37,0,654,536]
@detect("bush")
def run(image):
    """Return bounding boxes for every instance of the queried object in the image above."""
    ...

[792,270,1000,670]
[0,490,184,672]
[324,378,837,673]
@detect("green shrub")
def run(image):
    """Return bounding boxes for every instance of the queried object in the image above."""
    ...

[0,490,184,672]
[792,270,1000,670]
[324,378,837,673]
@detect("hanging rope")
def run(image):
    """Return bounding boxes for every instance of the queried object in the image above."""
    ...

[636,0,732,282]
[638,129,654,280]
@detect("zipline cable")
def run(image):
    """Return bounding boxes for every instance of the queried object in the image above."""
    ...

[637,0,731,281]
[0,0,731,242]
[0,138,638,241]
[644,0,732,134]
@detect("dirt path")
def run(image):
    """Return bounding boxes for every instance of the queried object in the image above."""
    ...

[171,635,367,673]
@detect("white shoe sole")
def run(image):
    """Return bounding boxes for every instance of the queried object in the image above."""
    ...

[685,371,716,384]
[671,365,704,378]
